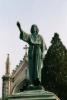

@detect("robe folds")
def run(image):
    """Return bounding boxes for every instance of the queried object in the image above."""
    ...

[20,31,47,83]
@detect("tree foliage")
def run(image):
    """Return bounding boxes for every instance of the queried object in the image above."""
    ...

[42,33,67,100]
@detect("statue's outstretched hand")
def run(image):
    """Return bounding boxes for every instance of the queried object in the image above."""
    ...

[17,21,21,29]
[17,21,23,32]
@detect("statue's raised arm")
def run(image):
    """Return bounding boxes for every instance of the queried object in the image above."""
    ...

[17,21,23,33]
[17,21,29,43]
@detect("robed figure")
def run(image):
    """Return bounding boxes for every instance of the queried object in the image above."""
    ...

[17,22,47,86]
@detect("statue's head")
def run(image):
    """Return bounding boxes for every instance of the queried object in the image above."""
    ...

[30,24,39,35]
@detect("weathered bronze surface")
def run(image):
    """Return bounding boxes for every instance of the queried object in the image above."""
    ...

[17,22,47,86]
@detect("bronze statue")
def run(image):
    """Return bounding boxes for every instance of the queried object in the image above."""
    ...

[17,22,47,87]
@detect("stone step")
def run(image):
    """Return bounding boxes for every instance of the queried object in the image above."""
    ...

[7,90,60,100]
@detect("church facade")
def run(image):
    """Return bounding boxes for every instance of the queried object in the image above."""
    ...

[2,47,29,100]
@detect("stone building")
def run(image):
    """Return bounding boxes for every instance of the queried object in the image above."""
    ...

[2,45,29,100]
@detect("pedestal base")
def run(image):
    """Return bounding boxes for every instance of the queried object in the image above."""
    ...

[7,90,60,100]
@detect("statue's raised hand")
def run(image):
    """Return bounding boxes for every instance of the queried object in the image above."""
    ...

[17,21,21,29]
[17,21,22,32]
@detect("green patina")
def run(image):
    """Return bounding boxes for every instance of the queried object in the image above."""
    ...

[17,22,47,85]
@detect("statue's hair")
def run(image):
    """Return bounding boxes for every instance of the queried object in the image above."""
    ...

[30,24,39,33]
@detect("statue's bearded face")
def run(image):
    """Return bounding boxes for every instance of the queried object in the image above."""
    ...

[33,26,37,34]
[30,24,39,35]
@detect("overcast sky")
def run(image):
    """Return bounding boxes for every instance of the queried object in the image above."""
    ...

[0,0,67,97]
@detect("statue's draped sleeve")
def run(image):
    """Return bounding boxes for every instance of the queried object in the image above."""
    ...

[41,35,47,59]
[20,31,30,43]
[43,39,47,58]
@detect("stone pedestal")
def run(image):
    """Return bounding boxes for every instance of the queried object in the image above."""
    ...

[7,90,60,100]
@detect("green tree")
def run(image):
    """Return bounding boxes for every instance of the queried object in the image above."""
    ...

[42,33,67,100]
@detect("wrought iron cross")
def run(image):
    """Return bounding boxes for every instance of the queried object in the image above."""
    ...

[23,45,29,55]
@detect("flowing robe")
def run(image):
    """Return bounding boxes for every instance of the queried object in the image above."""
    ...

[20,31,47,83]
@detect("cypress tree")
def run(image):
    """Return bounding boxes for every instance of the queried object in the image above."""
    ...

[42,33,67,100]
